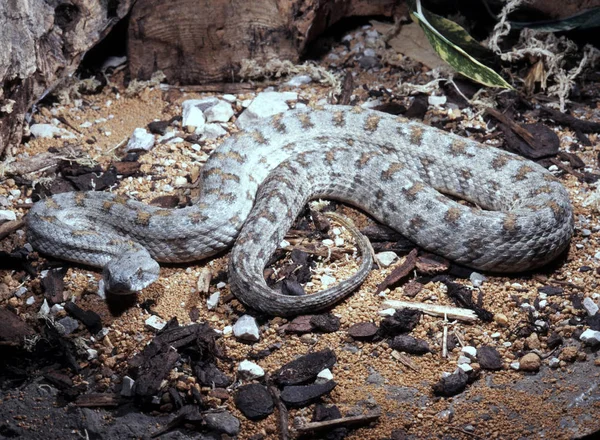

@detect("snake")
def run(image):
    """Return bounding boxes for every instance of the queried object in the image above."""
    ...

[26,105,574,316]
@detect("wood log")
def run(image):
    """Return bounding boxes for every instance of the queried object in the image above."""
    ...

[0,0,132,158]
[128,0,404,85]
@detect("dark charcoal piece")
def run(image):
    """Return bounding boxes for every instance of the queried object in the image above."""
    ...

[203,410,240,436]
[379,308,421,337]
[64,302,102,334]
[546,332,563,349]
[587,314,600,331]
[347,322,379,341]
[389,335,430,355]
[405,94,429,119]
[432,369,468,397]
[538,285,564,296]
[285,315,314,334]
[234,384,274,420]
[194,362,232,388]
[42,267,67,305]
[280,380,336,408]
[275,349,337,386]
[476,346,503,370]
[310,313,341,333]
[0,308,35,346]
[282,279,305,296]
[134,344,179,402]
[312,404,346,440]
[147,120,169,135]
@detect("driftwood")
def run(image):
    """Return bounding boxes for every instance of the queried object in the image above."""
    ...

[382,299,479,322]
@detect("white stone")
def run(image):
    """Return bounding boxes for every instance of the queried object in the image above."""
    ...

[332,227,342,235]
[0,210,17,223]
[334,237,344,247]
[285,74,313,87]
[490,332,501,339]
[174,176,188,187]
[30,123,74,139]
[14,286,27,297]
[233,315,260,342]
[510,362,520,370]
[235,91,297,129]
[222,325,233,335]
[457,355,471,365]
[428,95,447,106]
[379,308,396,316]
[204,100,233,123]
[121,376,135,397]
[538,299,547,309]
[50,304,64,315]
[207,291,220,310]
[222,94,237,103]
[461,346,477,358]
[469,272,486,287]
[320,274,336,287]
[322,239,334,247]
[548,357,560,368]
[238,360,265,380]
[145,315,167,331]
[376,251,398,267]
[458,364,473,373]
[203,123,227,139]
[126,128,155,152]
[316,368,334,382]
[57,317,79,335]
[216,281,227,289]
[182,103,206,131]
[38,299,50,316]
[26,296,35,305]
[87,349,98,360]
[583,297,599,316]
[580,329,600,346]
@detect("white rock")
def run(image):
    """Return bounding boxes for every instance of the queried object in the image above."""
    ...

[285,74,313,87]
[30,123,74,139]
[145,315,167,331]
[222,94,237,103]
[320,274,336,287]
[182,103,206,131]
[14,286,27,297]
[332,227,341,235]
[458,364,473,373]
[174,176,188,187]
[316,368,334,383]
[580,329,600,346]
[548,357,560,368]
[469,272,486,287]
[126,128,155,152]
[322,239,334,247]
[461,346,477,358]
[222,325,233,335]
[490,332,501,339]
[87,349,98,360]
[238,360,265,380]
[121,376,135,397]
[334,237,344,247]
[216,281,227,289]
[235,91,297,129]
[376,251,398,267]
[510,362,520,370]
[97,279,106,299]
[207,291,220,310]
[204,123,227,139]
[50,304,64,315]
[57,317,79,335]
[26,296,35,305]
[38,299,50,316]
[379,308,396,316]
[0,210,17,223]
[428,95,447,106]
[233,315,260,342]
[204,100,233,123]
[583,297,599,316]
[457,355,471,365]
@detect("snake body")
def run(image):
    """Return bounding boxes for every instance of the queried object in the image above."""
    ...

[27,106,574,315]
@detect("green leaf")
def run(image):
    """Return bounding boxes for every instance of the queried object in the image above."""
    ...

[510,7,600,32]
[409,0,512,89]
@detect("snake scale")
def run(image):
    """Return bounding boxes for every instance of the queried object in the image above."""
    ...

[26,105,574,316]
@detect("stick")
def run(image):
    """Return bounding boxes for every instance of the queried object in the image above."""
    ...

[381,300,479,322]
[296,412,381,433]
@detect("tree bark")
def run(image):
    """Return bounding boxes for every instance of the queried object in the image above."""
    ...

[128,0,404,85]
[0,0,132,158]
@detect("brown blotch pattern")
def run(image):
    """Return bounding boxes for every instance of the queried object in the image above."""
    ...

[282,142,297,152]
[351,106,365,114]
[407,215,425,233]
[71,230,98,236]
[257,208,277,223]
[381,162,404,180]
[325,150,336,165]
[74,193,86,207]
[375,189,385,200]
[515,165,534,181]
[113,195,128,205]
[395,115,409,124]
[155,210,171,217]
[135,211,152,226]
[545,201,563,219]
[251,130,268,144]
[189,213,209,224]
[333,111,346,127]
[403,182,425,201]
[420,156,435,168]
[543,173,559,183]
[364,114,381,132]
[316,136,330,145]
[460,168,472,181]
[449,140,472,157]
[297,113,314,129]
[345,137,355,147]
[44,198,59,209]
[530,185,553,196]
[40,215,57,223]
[445,207,461,224]
[503,214,518,233]
[409,126,424,145]
[102,201,114,212]
[356,151,379,168]
[491,156,509,170]
[218,193,237,202]
[270,114,287,133]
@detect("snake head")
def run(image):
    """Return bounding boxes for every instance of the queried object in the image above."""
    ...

[102,249,160,294]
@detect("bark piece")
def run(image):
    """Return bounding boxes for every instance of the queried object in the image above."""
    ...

[275,349,336,386]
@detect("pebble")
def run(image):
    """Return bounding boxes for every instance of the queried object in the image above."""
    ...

[203,123,227,139]
[458,364,473,374]
[126,128,155,152]
[494,313,508,326]
[580,329,600,346]
[181,101,206,131]
[461,346,477,358]
[280,380,337,407]
[235,91,297,129]
[334,237,344,246]
[548,357,560,368]
[376,251,398,267]
[320,274,336,287]
[30,123,75,139]
[0,210,16,223]
[583,297,599,316]
[50,304,64,315]
[222,94,237,103]
[519,353,541,372]
[57,317,79,335]
[322,239,334,247]
[38,299,50,316]
[145,315,167,331]
[207,291,220,310]
[183,97,220,112]
[14,286,27,297]
[204,100,234,123]
[121,376,135,397]
[476,346,503,370]
[469,272,486,287]
[285,74,312,87]
[233,315,260,342]
[238,360,265,380]
[428,95,447,106]
[174,176,187,186]
[275,349,337,386]
[26,296,35,305]
[234,384,274,420]
[316,368,334,383]
[204,411,240,436]
[457,356,471,365]
[510,361,520,370]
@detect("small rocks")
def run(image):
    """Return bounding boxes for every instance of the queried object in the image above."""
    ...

[310,313,340,333]
[30,123,75,139]
[583,297,599,316]
[519,353,541,372]
[316,368,334,383]
[428,95,447,106]
[389,335,430,355]
[476,346,503,370]
[203,123,227,139]
[580,329,600,346]
[204,100,233,123]
[275,349,336,386]
[432,369,468,397]
[548,357,561,368]
[280,380,337,407]
[238,360,265,380]
[285,74,313,87]
[206,291,220,310]
[234,383,274,420]
[285,315,314,334]
[57,316,79,335]
[0,210,16,223]
[347,322,379,340]
[204,411,240,436]
[145,315,167,331]
[559,346,578,362]
[461,346,477,358]
[379,308,421,336]
[126,128,155,152]
[147,120,169,135]
[121,376,135,397]
[469,272,486,287]
[233,314,260,342]
[181,100,207,131]
[376,251,398,267]
[235,91,297,129]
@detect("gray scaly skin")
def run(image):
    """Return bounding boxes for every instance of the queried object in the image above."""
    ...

[26,105,574,315]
